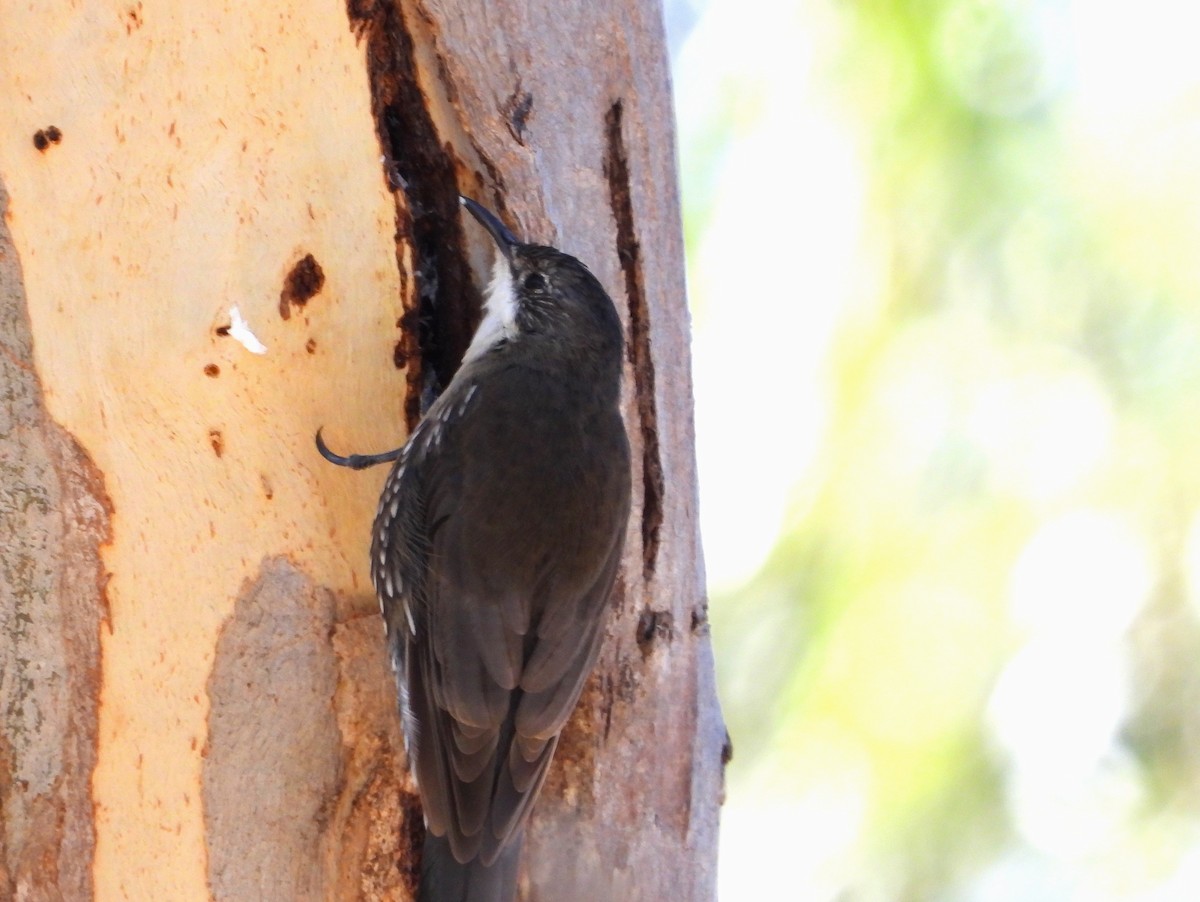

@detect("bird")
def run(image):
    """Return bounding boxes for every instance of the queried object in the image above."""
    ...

[317,195,631,901]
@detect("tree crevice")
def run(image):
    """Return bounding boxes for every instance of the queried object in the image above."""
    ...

[347,0,480,425]
[604,99,664,584]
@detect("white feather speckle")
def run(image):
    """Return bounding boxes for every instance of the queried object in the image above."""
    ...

[399,679,419,756]
[458,383,478,415]
[227,306,267,355]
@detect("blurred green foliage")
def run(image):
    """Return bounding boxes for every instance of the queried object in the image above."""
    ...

[680,0,1200,898]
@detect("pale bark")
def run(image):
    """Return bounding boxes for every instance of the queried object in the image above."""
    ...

[0,2,723,900]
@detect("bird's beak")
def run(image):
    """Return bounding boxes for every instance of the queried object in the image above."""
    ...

[460,196,519,262]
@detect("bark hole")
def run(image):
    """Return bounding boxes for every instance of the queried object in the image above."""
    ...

[636,608,675,654]
[279,252,325,320]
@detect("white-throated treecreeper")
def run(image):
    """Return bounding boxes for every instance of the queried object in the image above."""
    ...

[319,196,631,901]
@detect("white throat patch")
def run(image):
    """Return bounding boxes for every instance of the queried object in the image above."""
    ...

[462,255,517,364]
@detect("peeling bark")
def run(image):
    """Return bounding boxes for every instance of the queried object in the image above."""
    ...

[203,557,418,901]
[0,182,111,902]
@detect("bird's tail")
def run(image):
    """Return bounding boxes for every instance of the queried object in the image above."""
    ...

[418,830,522,902]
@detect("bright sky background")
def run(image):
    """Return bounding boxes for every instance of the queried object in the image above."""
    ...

[674,0,865,595]
[667,0,1200,898]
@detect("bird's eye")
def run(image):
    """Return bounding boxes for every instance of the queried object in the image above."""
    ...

[523,272,547,293]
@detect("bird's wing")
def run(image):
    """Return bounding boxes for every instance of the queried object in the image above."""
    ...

[413,462,626,866]
[377,378,625,867]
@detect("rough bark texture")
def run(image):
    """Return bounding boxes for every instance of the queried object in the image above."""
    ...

[0,182,112,902]
[0,1,722,899]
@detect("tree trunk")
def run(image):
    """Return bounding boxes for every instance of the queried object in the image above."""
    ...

[0,1,724,900]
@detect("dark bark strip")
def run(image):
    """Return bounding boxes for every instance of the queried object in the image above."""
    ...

[347,0,480,425]
[604,100,664,582]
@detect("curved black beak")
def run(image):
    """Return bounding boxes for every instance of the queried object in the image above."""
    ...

[460,196,519,261]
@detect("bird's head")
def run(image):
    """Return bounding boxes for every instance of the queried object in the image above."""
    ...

[459,196,624,369]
